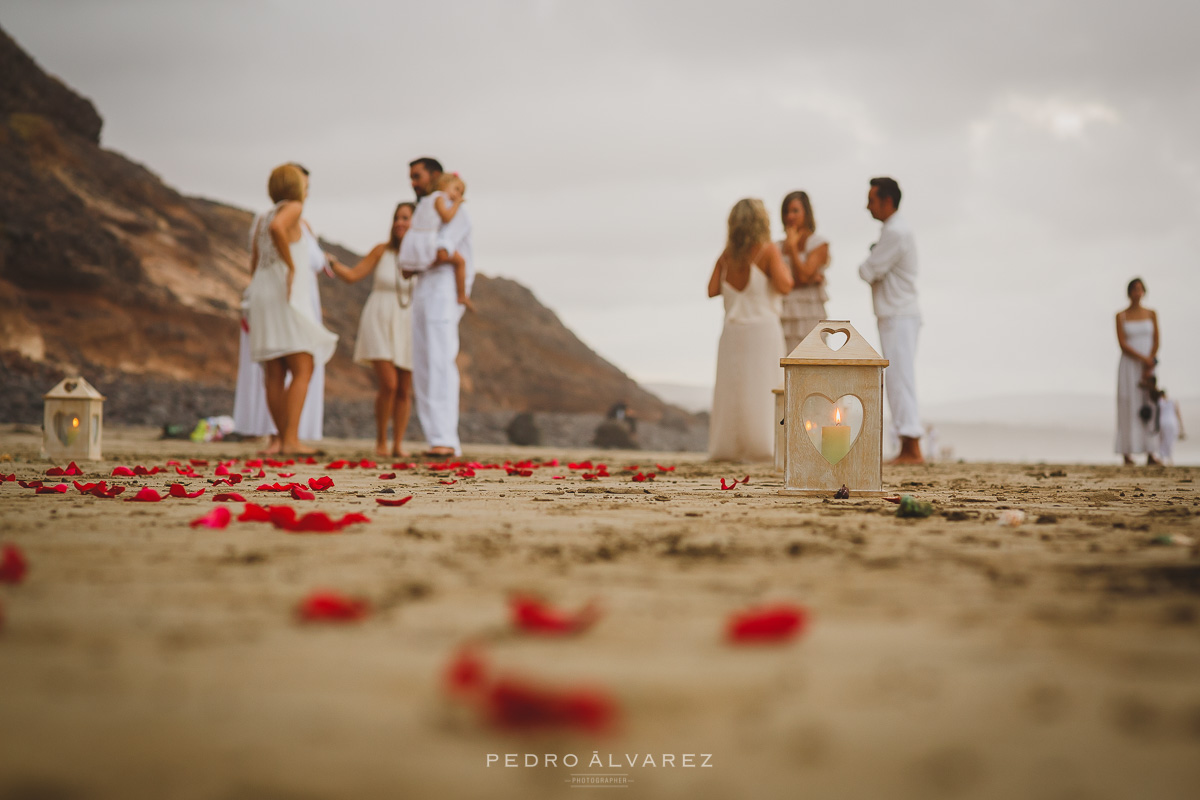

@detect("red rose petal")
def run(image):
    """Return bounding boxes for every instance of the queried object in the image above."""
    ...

[238,503,273,522]
[290,486,316,501]
[278,472,295,478]
[35,484,68,494]
[727,604,809,643]
[338,512,370,527]
[439,479,458,485]
[0,545,29,584]
[455,468,476,477]
[296,590,370,622]
[2,474,15,482]
[169,484,205,499]
[190,507,232,529]
[269,506,298,527]
[326,460,350,470]
[378,473,396,480]
[212,492,246,502]
[445,647,489,695]
[215,464,230,476]
[656,464,676,472]
[486,679,616,733]
[18,480,44,489]
[307,476,334,491]
[112,466,135,476]
[126,487,164,502]
[720,478,738,490]
[375,496,413,507]
[581,473,599,481]
[189,459,209,467]
[511,596,599,635]
[392,462,416,470]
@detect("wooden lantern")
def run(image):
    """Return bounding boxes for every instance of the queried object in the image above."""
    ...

[772,385,786,473]
[780,321,888,496]
[43,377,105,461]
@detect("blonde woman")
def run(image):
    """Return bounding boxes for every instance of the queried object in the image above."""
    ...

[779,190,831,352]
[706,198,794,461]
[330,203,417,458]
[245,163,338,456]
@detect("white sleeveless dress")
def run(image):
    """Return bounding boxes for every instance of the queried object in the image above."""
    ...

[245,203,338,365]
[353,248,414,369]
[397,191,443,271]
[709,265,786,461]
[1114,318,1155,455]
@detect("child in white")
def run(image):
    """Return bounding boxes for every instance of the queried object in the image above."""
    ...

[1154,387,1185,465]
[432,173,473,312]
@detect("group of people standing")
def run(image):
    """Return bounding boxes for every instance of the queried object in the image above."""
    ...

[707,177,925,465]
[233,157,473,457]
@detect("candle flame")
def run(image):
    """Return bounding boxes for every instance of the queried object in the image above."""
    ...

[804,420,813,431]
[834,408,842,425]
[72,417,80,428]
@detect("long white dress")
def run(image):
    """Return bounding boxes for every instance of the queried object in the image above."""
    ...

[708,265,786,461]
[1114,318,1155,455]
[233,217,328,439]
[245,203,338,365]
[353,248,414,369]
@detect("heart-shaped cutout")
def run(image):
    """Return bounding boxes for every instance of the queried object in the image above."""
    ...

[820,328,850,351]
[53,411,80,447]
[801,394,864,465]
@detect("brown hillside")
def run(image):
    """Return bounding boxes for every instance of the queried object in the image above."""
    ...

[0,24,684,430]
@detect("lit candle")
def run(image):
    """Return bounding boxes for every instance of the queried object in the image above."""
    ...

[821,408,851,464]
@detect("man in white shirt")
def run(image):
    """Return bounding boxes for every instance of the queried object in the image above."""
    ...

[402,156,473,456]
[858,177,924,465]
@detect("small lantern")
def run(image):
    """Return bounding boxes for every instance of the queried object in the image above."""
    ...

[43,377,105,461]
[779,321,888,496]
[772,385,786,473]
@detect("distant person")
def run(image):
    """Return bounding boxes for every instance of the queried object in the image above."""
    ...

[1151,383,1184,466]
[431,173,475,313]
[778,190,830,352]
[401,156,475,457]
[329,203,417,458]
[1115,277,1160,465]
[244,163,337,456]
[707,198,793,461]
[858,176,923,465]
[233,163,328,447]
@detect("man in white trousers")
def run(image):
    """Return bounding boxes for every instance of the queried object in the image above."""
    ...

[401,156,474,456]
[858,176,924,465]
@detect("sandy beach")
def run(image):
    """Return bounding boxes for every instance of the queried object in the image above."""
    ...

[1,424,1198,800]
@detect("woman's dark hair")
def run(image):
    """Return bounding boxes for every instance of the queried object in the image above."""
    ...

[1127,277,1146,297]
[781,191,816,233]
[388,202,416,250]
[869,176,902,208]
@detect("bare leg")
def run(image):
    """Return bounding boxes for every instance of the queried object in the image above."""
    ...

[887,435,925,466]
[261,359,288,455]
[371,360,399,457]
[280,352,315,454]
[392,368,413,457]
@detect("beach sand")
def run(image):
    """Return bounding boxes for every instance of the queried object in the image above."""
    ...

[1,424,1198,799]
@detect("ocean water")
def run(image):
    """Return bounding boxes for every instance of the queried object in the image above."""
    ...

[918,422,1198,466]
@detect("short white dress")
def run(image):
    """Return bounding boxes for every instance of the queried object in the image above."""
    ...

[397,191,443,271]
[1114,318,1155,455]
[780,233,829,353]
[244,203,338,365]
[353,248,414,370]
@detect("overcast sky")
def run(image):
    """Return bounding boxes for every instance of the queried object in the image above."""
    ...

[6,0,1198,405]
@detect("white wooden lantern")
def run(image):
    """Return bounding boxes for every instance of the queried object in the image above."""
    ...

[780,321,888,496]
[772,385,786,473]
[43,377,105,461]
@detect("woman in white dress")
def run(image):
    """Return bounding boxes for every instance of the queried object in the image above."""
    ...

[706,199,794,461]
[233,164,328,446]
[778,190,831,353]
[244,164,338,456]
[330,203,417,457]
[1114,277,1160,465]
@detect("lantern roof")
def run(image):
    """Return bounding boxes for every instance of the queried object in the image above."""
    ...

[43,376,106,401]
[781,321,890,367]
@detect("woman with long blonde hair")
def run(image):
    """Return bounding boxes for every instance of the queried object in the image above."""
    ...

[706,198,793,461]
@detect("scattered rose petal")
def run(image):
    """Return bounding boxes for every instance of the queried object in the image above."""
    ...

[455,468,476,478]
[439,479,458,486]
[112,466,135,476]
[338,512,370,526]
[190,507,232,529]
[0,545,29,584]
[544,459,559,467]
[506,468,534,477]
[212,492,246,502]
[307,476,334,491]
[290,486,316,501]
[46,462,82,477]
[18,480,44,489]
[392,462,416,470]
[297,590,370,622]
[245,459,263,468]
[486,679,616,733]
[169,484,205,499]
[740,475,751,485]
[511,595,599,635]
[126,487,164,502]
[552,476,564,480]
[358,459,377,469]
[834,485,850,499]
[189,459,208,467]
[883,496,902,504]
[376,496,413,507]
[581,473,599,481]
[72,480,98,493]
[727,604,809,644]
[215,464,231,476]
[631,472,655,482]
[720,478,738,490]
[277,472,296,478]
[304,456,317,465]
[326,459,350,470]
[2,474,15,482]
[445,647,488,694]
[238,503,273,522]
[35,484,68,494]
[378,472,396,480]
[656,464,676,472]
